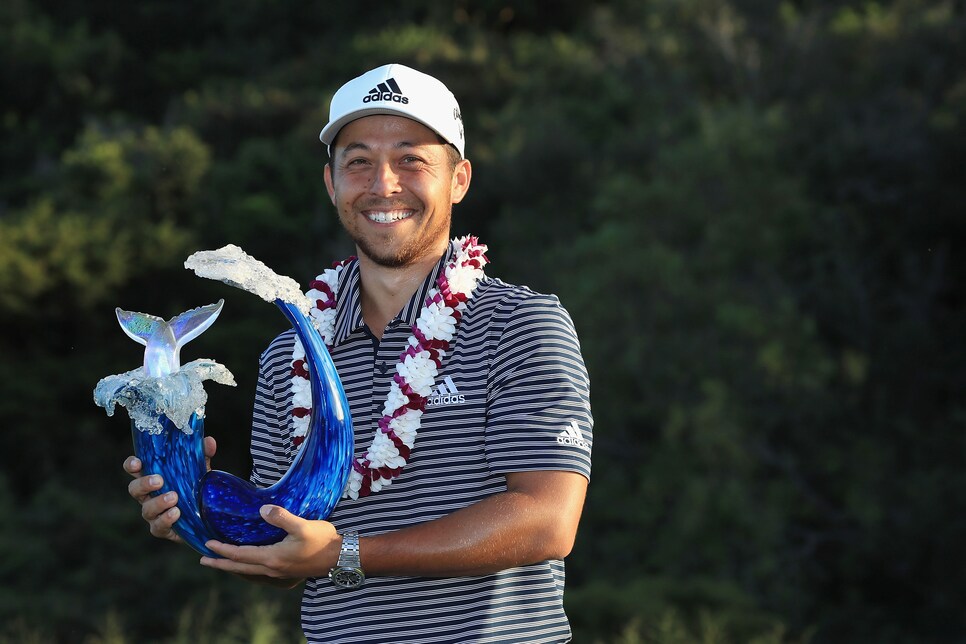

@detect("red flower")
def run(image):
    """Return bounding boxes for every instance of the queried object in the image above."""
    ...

[291,359,309,378]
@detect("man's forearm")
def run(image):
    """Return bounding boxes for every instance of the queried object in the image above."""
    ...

[359,470,587,577]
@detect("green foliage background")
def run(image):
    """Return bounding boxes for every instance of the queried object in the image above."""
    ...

[1,1,962,642]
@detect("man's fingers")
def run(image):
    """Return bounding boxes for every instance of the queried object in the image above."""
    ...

[199,555,280,578]
[200,541,293,578]
[140,490,177,520]
[148,506,181,537]
[123,453,185,544]
[128,474,163,504]
[124,456,142,478]
[138,491,182,541]
[203,540,272,565]
[204,436,217,471]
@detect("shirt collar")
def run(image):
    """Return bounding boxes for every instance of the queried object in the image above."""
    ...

[331,244,454,345]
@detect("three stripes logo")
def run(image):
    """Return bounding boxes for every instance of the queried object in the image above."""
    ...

[557,421,590,450]
[427,376,465,408]
[363,77,409,105]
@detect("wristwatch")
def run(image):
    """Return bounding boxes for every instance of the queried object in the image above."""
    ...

[328,531,365,589]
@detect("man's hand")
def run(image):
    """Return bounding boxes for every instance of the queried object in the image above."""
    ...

[123,435,217,542]
[199,505,340,581]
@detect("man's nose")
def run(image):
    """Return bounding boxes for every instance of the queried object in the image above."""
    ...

[370,162,401,196]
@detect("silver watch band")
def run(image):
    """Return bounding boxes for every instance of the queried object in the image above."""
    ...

[337,531,361,568]
[329,530,365,589]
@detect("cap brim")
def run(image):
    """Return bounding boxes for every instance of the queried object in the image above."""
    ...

[320,108,458,155]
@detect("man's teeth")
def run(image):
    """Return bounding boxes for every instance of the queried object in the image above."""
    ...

[367,211,412,223]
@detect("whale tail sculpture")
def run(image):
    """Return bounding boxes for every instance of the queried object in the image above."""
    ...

[95,246,354,557]
[116,301,224,378]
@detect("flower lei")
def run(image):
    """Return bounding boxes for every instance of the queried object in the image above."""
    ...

[290,236,489,500]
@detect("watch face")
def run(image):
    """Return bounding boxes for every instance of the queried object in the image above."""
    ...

[330,567,365,589]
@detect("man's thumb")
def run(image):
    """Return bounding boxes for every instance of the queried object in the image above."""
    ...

[259,504,299,532]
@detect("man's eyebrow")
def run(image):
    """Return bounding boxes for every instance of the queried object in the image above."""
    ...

[336,140,434,160]
[339,142,370,156]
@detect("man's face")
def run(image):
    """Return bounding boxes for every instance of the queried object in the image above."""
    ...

[324,115,471,269]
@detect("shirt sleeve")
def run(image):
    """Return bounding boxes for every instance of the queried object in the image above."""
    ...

[250,330,299,487]
[484,294,593,480]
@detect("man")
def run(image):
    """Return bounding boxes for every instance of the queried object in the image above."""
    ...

[125,63,593,643]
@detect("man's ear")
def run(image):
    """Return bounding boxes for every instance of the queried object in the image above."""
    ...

[450,158,472,205]
[324,162,336,205]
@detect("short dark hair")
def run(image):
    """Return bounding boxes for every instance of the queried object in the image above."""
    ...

[437,135,463,170]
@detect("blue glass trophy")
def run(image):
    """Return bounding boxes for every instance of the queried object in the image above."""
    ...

[94,246,353,557]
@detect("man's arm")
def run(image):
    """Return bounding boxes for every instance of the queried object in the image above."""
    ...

[198,469,587,580]
[364,470,587,576]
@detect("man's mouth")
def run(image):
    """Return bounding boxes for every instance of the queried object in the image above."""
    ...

[365,210,414,223]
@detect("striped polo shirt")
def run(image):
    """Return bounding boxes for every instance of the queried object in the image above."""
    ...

[249,246,593,643]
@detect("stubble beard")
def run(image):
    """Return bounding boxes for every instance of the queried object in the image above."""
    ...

[342,207,452,269]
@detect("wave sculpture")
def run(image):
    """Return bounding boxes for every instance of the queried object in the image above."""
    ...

[94,246,353,557]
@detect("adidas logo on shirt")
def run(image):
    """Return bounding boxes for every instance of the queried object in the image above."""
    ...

[426,376,465,408]
[363,77,409,105]
[557,421,590,450]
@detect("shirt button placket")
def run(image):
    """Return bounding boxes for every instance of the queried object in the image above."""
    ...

[373,322,403,415]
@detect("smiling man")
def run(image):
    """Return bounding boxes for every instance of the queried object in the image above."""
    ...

[327,115,467,267]
[125,64,593,643]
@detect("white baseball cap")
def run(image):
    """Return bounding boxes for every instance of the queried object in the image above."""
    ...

[320,63,465,158]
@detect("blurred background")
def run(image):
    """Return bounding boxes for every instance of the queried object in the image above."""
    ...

[1,1,963,642]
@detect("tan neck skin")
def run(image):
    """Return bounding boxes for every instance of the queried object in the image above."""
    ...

[356,241,448,340]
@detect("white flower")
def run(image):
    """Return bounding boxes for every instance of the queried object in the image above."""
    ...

[305,288,330,306]
[320,267,343,289]
[417,304,457,340]
[292,414,310,438]
[309,307,337,344]
[389,409,421,441]
[382,384,409,416]
[447,266,482,295]
[345,470,363,500]
[396,352,437,395]
[370,477,387,493]
[366,432,399,466]
[291,376,312,408]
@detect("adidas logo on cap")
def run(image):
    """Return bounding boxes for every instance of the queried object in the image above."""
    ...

[321,63,466,158]
[363,77,409,105]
